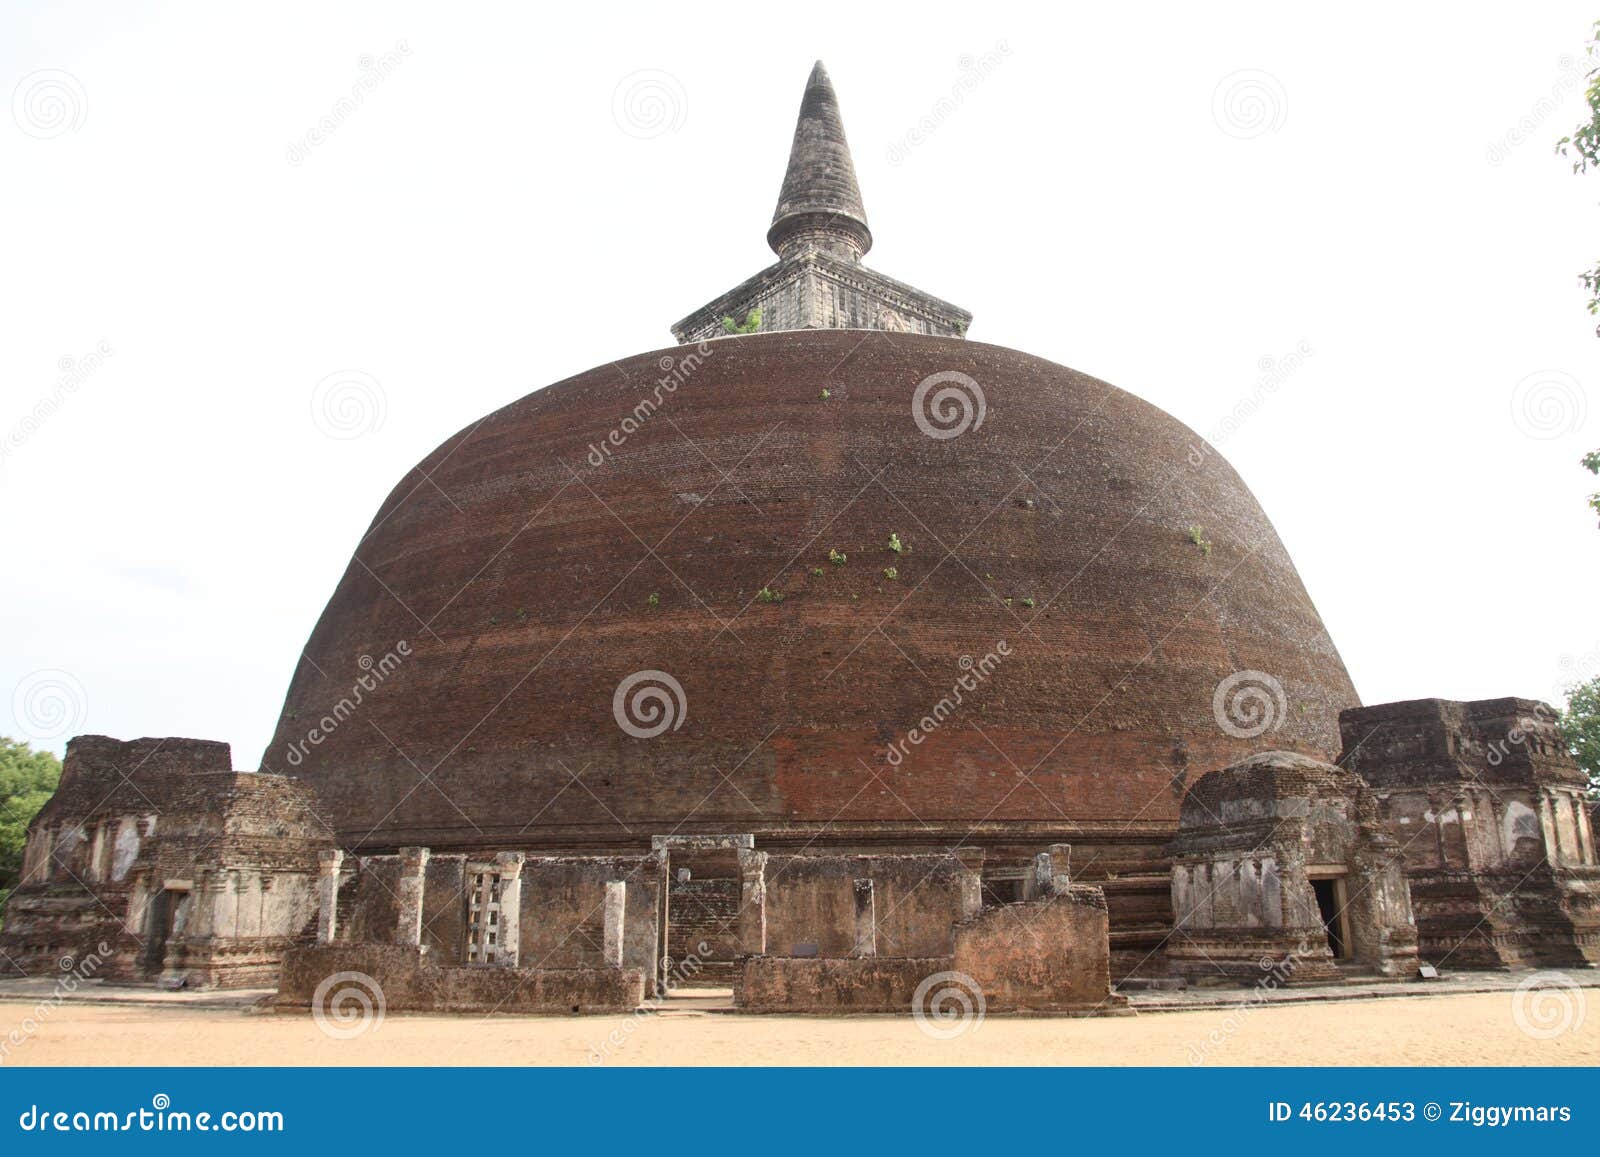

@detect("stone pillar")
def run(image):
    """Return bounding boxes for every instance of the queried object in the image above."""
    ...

[1573,793,1596,866]
[217,870,241,939]
[1049,843,1073,891]
[1032,852,1054,898]
[395,846,430,947]
[38,825,57,881]
[125,870,151,938]
[185,870,217,946]
[851,878,876,958]
[954,846,984,918]
[495,852,525,966]
[317,850,345,944]
[737,848,768,956]
[603,881,627,968]
[88,823,108,882]
[1537,791,1563,867]
[20,827,43,884]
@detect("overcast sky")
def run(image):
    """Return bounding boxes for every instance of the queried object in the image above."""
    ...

[3,1,1598,765]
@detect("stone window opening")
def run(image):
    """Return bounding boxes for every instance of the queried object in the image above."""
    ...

[981,873,1025,907]
[465,865,518,966]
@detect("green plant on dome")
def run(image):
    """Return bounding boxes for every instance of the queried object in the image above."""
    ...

[722,308,763,335]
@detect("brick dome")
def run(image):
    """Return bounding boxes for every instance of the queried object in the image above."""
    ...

[264,331,1358,860]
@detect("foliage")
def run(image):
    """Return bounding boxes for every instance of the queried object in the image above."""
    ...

[828,548,847,567]
[1188,525,1213,555]
[886,532,904,554]
[1560,676,1600,796]
[1019,596,1036,609]
[647,593,660,608]
[1579,452,1599,535]
[1558,25,1600,521]
[883,567,898,580]
[820,388,831,400]
[0,738,62,924]
[721,308,763,335]
[756,586,784,603]
[1557,22,1600,333]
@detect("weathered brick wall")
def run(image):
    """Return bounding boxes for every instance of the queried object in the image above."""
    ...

[666,874,738,982]
[1165,751,1417,982]
[735,956,949,1012]
[951,888,1115,1011]
[278,944,643,1014]
[262,333,1358,974]
[1339,699,1600,968]
[761,853,966,958]
[517,857,659,974]
[0,735,331,987]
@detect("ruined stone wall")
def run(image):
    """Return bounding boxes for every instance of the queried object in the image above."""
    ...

[0,735,331,988]
[278,943,643,1014]
[760,853,968,958]
[515,856,658,975]
[327,852,660,976]
[951,888,1114,1011]
[1340,698,1600,968]
[734,956,947,1012]
[1166,752,1418,983]
[735,861,1116,1013]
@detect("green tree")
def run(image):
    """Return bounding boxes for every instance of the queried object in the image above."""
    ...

[1560,676,1600,797]
[0,738,61,924]
[1558,25,1600,522]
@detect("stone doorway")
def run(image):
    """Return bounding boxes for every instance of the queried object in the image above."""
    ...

[1309,875,1351,960]
[142,884,190,978]
[653,835,754,991]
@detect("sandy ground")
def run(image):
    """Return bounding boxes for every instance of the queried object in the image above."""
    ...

[1,990,1594,1066]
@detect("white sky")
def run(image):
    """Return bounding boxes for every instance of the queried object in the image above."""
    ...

[3,1,1598,766]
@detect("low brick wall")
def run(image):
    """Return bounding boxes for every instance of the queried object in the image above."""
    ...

[734,956,951,1012]
[951,889,1116,1011]
[278,944,643,1014]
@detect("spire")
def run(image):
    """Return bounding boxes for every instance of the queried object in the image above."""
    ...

[669,63,971,344]
[767,61,872,262]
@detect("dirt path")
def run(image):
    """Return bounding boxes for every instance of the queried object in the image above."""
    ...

[1,990,1593,1066]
